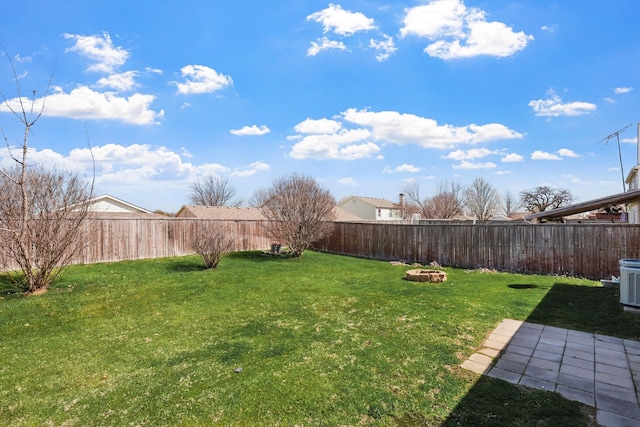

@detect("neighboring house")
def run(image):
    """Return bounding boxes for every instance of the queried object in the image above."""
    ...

[176,204,361,222]
[85,194,164,218]
[332,206,362,222]
[526,122,640,224]
[624,123,640,223]
[338,196,404,221]
[175,205,266,220]
[524,189,640,223]
[488,215,513,221]
[626,169,640,224]
[508,212,530,221]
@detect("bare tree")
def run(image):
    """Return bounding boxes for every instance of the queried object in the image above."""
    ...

[425,181,465,219]
[520,185,575,213]
[262,173,336,257]
[190,226,236,269]
[248,187,270,208]
[189,176,242,207]
[402,181,428,219]
[464,177,502,221]
[0,52,93,294]
[502,189,523,216]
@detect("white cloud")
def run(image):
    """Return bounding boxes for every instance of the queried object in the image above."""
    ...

[64,32,129,73]
[173,65,233,95]
[557,148,580,158]
[342,108,522,148]
[529,89,596,117]
[96,71,139,91]
[383,163,421,173]
[307,37,348,56]
[622,137,637,144]
[288,128,379,160]
[531,150,561,160]
[443,148,494,160]
[231,161,270,177]
[541,24,558,33]
[614,87,633,94]
[400,0,466,39]
[230,125,270,136]
[370,34,397,61]
[0,143,268,199]
[287,109,522,160]
[0,143,199,182]
[604,97,616,104]
[337,176,358,186]
[452,160,497,169]
[400,0,533,59]
[494,170,512,175]
[294,118,342,134]
[14,53,32,63]
[0,85,163,125]
[180,102,191,110]
[561,174,592,185]
[307,3,376,36]
[501,153,524,162]
[145,67,163,75]
[180,147,193,159]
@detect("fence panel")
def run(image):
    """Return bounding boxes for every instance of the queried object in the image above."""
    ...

[4,219,640,280]
[316,222,640,280]
[1,218,272,272]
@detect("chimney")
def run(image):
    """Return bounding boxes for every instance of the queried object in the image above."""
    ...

[399,193,405,216]
[637,122,640,165]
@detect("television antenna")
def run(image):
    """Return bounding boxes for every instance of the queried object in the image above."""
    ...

[599,124,632,193]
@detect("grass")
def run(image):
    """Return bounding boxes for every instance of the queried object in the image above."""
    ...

[1,250,637,426]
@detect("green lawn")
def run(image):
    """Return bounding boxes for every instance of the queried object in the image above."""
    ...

[1,250,636,426]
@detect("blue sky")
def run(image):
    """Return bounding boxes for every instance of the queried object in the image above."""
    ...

[1,0,639,212]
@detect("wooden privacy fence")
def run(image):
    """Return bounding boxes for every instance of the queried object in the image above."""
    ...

[314,222,640,280]
[3,218,640,280]
[0,218,272,272]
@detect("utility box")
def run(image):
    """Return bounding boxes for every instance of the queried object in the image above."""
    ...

[619,259,640,308]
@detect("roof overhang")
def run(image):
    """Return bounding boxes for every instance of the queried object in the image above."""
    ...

[524,189,640,222]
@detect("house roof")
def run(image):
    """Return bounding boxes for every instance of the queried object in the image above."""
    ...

[84,194,166,218]
[339,196,400,209]
[524,189,640,222]
[175,204,360,222]
[332,206,362,222]
[175,205,267,220]
[625,166,639,184]
[508,212,529,221]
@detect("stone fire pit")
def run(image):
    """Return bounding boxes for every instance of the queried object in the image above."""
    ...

[405,269,447,283]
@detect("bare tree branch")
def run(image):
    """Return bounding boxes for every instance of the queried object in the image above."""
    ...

[189,176,242,207]
[262,173,335,257]
[520,186,575,213]
[190,225,236,269]
[0,49,93,295]
[464,177,502,221]
[503,189,523,216]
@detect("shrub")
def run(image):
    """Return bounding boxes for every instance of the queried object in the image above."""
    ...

[190,227,236,269]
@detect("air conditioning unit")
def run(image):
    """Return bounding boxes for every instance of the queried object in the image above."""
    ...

[619,259,640,307]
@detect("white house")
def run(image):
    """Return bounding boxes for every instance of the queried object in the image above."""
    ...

[338,196,404,221]
[625,126,640,224]
[84,194,163,218]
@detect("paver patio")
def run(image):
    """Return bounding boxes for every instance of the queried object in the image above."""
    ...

[462,319,640,427]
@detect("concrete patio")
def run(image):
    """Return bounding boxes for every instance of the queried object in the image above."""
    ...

[462,318,640,427]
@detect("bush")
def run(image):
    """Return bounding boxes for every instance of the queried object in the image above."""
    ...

[190,227,236,269]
